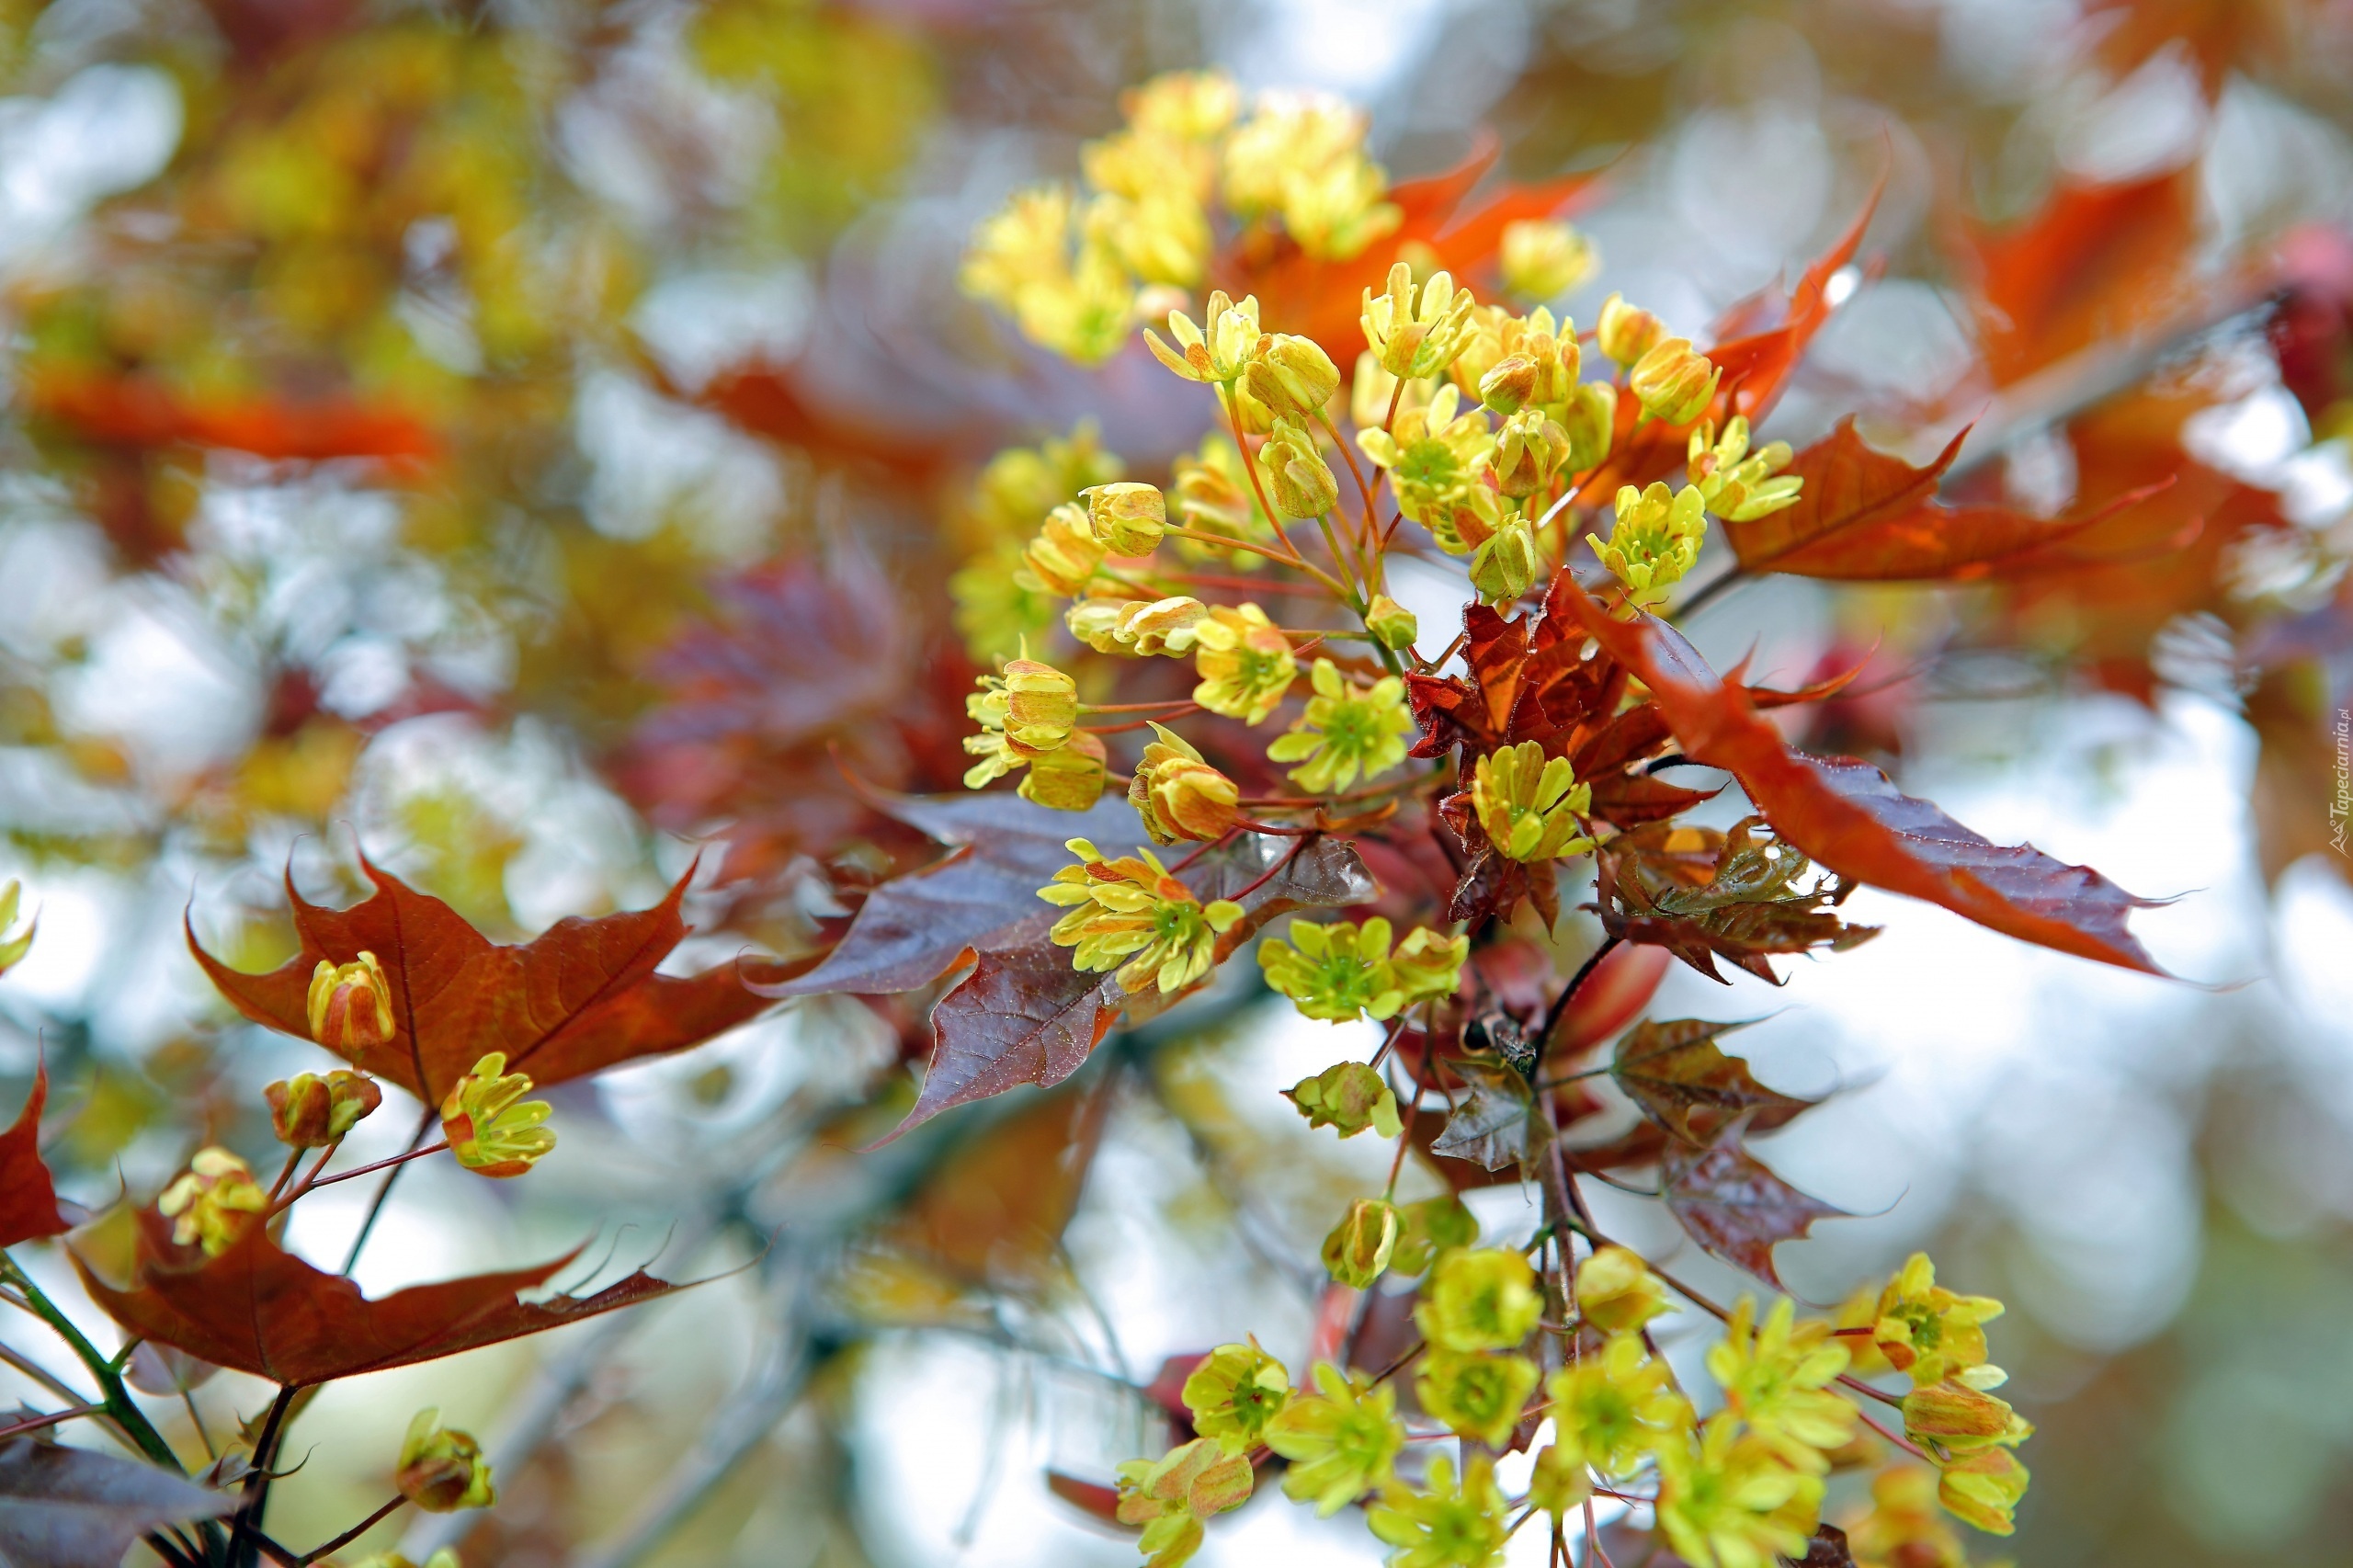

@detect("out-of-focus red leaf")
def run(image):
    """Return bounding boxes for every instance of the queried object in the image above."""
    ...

[884,833,1376,1140]
[1725,418,2175,581]
[1784,1522,1857,1568]
[1547,942,1672,1059]
[1218,136,1597,365]
[764,791,1159,999]
[1662,1135,1845,1290]
[1045,1471,1128,1528]
[891,1078,1116,1289]
[0,1439,233,1568]
[74,1211,676,1386]
[1559,577,2171,974]
[694,362,959,484]
[1611,1019,1816,1145]
[1960,168,2202,387]
[0,1062,68,1249]
[615,550,963,881]
[24,366,440,463]
[188,858,774,1104]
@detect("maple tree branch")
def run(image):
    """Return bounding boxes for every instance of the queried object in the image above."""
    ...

[233,1384,301,1567]
[266,1147,304,1205]
[142,1530,203,1568]
[1,1258,183,1473]
[1539,935,1622,1064]
[340,1107,437,1276]
[301,1494,408,1563]
[1229,833,1316,903]
[1855,1403,1930,1462]
[0,1332,96,1408]
[1668,564,1746,620]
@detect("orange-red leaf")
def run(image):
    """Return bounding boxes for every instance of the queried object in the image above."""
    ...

[25,366,440,464]
[74,1211,676,1387]
[1707,182,1882,421]
[1724,418,2172,580]
[1558,577,2170,974]
[0,1062,68,1249]
[188,859,774,1104]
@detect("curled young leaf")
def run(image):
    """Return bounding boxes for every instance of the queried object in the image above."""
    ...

[0,1062,68,1249]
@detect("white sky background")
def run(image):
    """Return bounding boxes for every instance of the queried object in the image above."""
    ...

[2,0,2353,1562]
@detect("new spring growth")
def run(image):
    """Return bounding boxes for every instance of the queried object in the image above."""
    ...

[1261,916,1463,1024]
[1362,595,1417,651]
[1170,437,1265,558]
[1266,1363,1406,1516]
[266,1069,382,1148]
[963,649,1079,786]
[1526,1440,1591,1520]
[1415,1246,1542,1352]
[1356,383,1495,534]
[1322,1197,1401,1288]
[1183,1341,1291,1454]
[1596,291,1666,366]
[0,880,34,976]
[1256,415,1339,518]
[1037,838,1245,994]
[1019,502,1107,597]
[1190,603,1299,724]
[1706,1296,1858,1474]
[1559,381,1618,472]
[1390,1194,1478,1276]
[1475,308,1579,416]
[1630,336,1722,426]
[1266,658,1415,793]
[1244,334,1341,420]
[308,950,394,1053]
[1471,740,1595,861]
[1019,730,1108,812]
[1590,481,1708,608]
[1362,262,1478,381]
[1688,416,1803,522]
[1654,1414,1821,1568]
[1067,595,1210,656]
[1222,92,1399,259]
[1871,1251,2008,1390]
[158,1147,267,1256]
[440,1052,556,1177]
[1146,290,1265,385]
[1547,1334,1692,1479]
[1369,1454,1508,1568]
[1115,1437,1253,1568]
[1283,1060,1403,1134]
[1084,482,1167,556]
[1901,1381,2033,1535]
[1575,1244,1675,1333]
[1131,722,1241,844]
[1416,1347,1540,1449]
[396,1409,495,1512]
[1468,516,1540,606]
[1499,218,1599,301]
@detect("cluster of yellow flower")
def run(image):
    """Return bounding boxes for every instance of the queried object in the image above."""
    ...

[961,73,1404,363]
[1110,1243,2029,1568]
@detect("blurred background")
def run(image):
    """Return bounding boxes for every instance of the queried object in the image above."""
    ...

[4,0,2353,1563]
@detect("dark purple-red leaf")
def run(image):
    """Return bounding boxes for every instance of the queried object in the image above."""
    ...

[1662,1135,1846,1290]
[0,1063,67,1249]
[0,1440,233,1568]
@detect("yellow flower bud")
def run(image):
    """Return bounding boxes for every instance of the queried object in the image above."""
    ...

[1124,70,1242,142]
[157,1147,267,1256]
[1477,355,1540,416]
[1596,292,1666,366]
[1629,336,1722,426]
[1363,595,1418,652]
[1416,1347,1539,1449]
[1322,1198,1402,1289]
[1119,596,1211,656]
[1130,722,1240,844]
[1416,1246,1541,1352]
[1902,1379,2033,1455]
[264,1069,382,1149]
[1500,219,1598,301]
[1018,731,1108,812]
[1145,290,1264,384]
[307,951,394,1053]
[1938,1446,2029,1536]
[1065,598,1128,653]
[1000,657,1078,755]
[1181,1341,1291,1454]
[1019,503,1107,597]
[1488,409,1571,499]
[1588,481,1707,608]
[1560,381,1617,472]
[396,1408,495,1513]
[439,1052,556,1179]
[1246,333,1341,418]
[1575,1245,1674,1334]
[1284,1059,1404,1133]
[1083,482,1166,556]
[1171,436,1263,548]
[1256,415,1340,519]
[1467,517,1540,607]
[1361,262,1478,381]
[1472,740,1594,861]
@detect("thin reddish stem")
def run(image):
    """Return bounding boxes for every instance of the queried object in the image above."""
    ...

[273,1141,449,1214]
